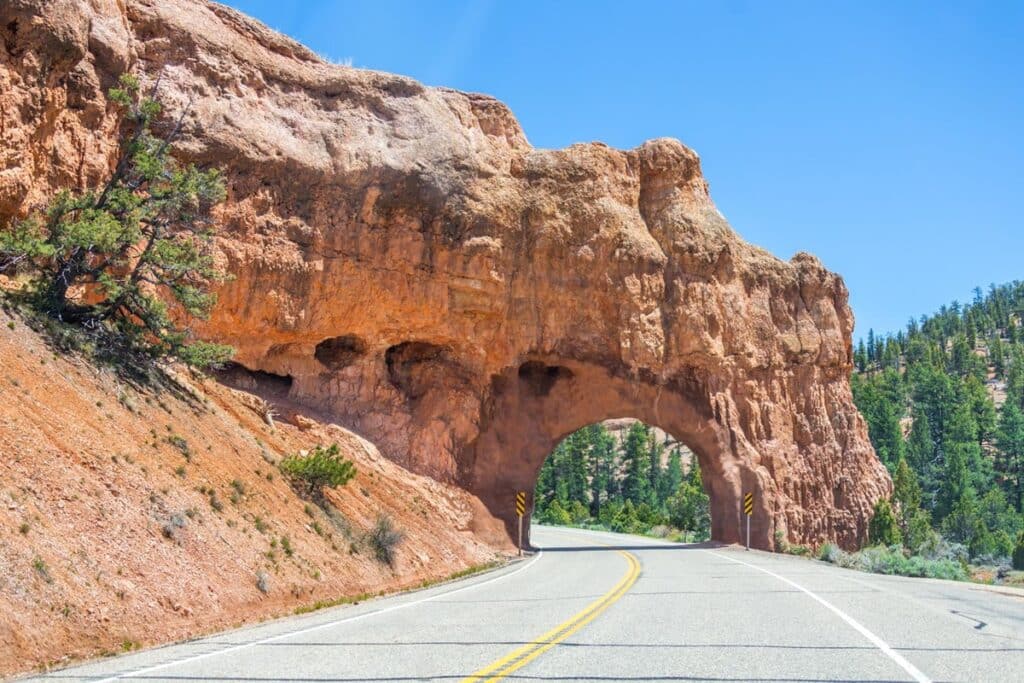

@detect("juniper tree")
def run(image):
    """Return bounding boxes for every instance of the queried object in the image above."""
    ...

[868,498,902,547]
[279,444,357,498]
[0,74,232,368]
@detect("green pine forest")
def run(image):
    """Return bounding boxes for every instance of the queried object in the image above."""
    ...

[534,281,1024,570]
[533,422,711,542]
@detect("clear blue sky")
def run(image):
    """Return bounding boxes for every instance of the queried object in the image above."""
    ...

[222,0,1023,340]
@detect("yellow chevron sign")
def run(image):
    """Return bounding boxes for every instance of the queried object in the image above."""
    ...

[743,492,753,516]
[515,491,526,517]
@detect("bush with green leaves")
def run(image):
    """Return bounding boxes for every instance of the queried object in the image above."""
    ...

[279,444,357,497]
[541,499,572,526]
[820,543,968,581]
[367,514,404,566]
[0,73,232,369]
[868,498,902,547]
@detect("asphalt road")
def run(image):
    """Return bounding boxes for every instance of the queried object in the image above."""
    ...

[25,525,1024,682]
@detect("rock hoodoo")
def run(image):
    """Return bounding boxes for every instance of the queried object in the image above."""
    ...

[0,0,891,549]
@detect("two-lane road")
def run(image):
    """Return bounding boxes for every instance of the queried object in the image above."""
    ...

[27,526,1024,682]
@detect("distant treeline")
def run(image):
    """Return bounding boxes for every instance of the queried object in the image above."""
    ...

[533,422,710,541]
[853,281,1024,565]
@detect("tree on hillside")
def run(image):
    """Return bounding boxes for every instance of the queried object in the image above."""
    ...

[621,422,653,506]
[937,407,976,520]
[905,409,939,509]
[960,375,997,447]
[561,430,590,508]
[586,424,616,517]
[0,74,233,369]
[997,400,1024,512]
[280,444,357,498]
[868,499,902,546]
[666,460,710,539]
[892,456,922,535]
[647,433,665,505]
[660,447,684,505]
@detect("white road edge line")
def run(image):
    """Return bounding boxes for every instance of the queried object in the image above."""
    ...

[707,550,931,683]
[88,550,544,683]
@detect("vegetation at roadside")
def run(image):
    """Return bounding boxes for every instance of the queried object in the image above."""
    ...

[852,281,1024,577]
[366,514,404,566]
[292,560,504,616]
[0,73,233,372]
[533,422,711,542]
[279,443,357,497]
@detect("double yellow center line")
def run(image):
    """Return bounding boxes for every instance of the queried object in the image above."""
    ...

[462,548,641,682]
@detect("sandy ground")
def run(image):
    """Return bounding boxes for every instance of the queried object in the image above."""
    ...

[0,309,508,678]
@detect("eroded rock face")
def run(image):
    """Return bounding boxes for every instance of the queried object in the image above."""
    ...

[0,0,891,549]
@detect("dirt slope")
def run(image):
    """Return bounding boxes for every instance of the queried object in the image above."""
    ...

[0,310,506,678]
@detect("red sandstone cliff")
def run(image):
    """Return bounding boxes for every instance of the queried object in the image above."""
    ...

[0,0,891,555]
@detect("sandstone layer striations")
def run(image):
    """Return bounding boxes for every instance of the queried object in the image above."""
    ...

[0,0,891,550]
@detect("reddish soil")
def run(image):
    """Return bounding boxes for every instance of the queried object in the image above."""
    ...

[0,311,508,678]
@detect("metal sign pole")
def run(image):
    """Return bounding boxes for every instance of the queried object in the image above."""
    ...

[518,514,523,557]
[746,514,750,551]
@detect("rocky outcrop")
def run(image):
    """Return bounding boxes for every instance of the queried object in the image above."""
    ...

[0,0,891,549]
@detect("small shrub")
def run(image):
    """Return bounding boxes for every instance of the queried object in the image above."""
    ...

[281,535,294,557]
[168,435,191,459]
[32,557,52,583]
[19,522,29,535]
[279,444,356,497]
[367,514,404,566]
[773,529,790,553]
[174,465,186,478]
[253,516,268,533]
[230,479,246,495]
[209,492,224,512]
[162,513,187,541]
[868,499,902,547]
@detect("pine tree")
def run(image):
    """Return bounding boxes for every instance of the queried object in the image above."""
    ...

[0,74,232,369]
[647,434,665,505]
[938,433,971,521]
[562,430,589,508]
[661,447,684,505]
[906,409,938,508]
[855,339,868,372]
[945,401,994,496]
[997,400,1024,512]
[621,422,652,505]
[892,456,922,534]
[587,424,615,517]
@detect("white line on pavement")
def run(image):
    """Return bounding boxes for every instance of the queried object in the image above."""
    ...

[708,550,931,683]
[89,551,544,683]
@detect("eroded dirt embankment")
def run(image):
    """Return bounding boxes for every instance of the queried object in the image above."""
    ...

[0,312,508,677]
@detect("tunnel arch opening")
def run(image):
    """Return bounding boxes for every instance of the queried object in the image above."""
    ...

[466,357,767,550]
[531,419,712,543]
